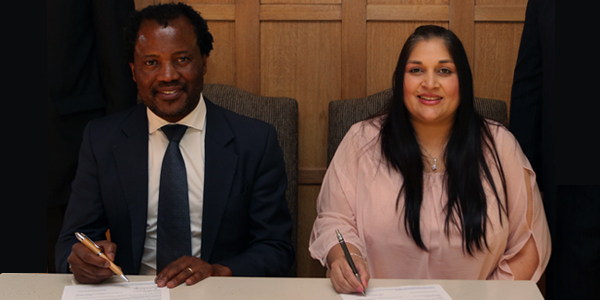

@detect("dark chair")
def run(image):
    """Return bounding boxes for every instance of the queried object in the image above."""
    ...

[327,88,509,164]
[203,83,299,276]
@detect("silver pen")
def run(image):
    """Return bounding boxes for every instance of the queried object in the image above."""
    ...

[75,232,129,282]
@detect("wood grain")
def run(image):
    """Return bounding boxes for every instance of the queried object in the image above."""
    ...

[260,21,341,168]
[260,4,342,21]
[189,4,235,20]
[367,5,449,21]
[204,21,236,86]
[473,22,524,113]
[341,0,367,99]
[449,0,474,67]
[235,0,260,93]
[475,5,526,21]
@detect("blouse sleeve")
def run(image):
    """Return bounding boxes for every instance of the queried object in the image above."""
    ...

[488,126,551,281]
[308,124,367,268]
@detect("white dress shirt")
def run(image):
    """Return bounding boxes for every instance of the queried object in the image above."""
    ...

[140,95,207,274]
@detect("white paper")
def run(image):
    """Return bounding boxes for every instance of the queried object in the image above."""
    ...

[61,281,169,300]
[341,284,453,300]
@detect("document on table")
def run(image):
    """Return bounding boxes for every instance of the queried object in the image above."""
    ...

[61,281,169,300]
[341,284,453,300]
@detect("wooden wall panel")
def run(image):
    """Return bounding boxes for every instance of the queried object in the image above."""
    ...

[204,21,236,86]
[260,21,341,168]
[262,0,340,4]
[449,0,474,65]
[367,5,449,21]
[187,0,235,3]
[234,0,260,93]
[260,22,340,278]
[190,4,235,19]
[370,0,448,4]
[261,5,342,20]
[341,0,367,99]
[476,0,525,5]
[473,22,523,113]
[131,0,528,278]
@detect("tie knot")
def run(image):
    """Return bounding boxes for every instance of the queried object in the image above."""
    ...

[161,124,188,143]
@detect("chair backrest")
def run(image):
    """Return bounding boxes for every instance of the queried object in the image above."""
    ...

[327,88,508,164]
[202,83,299,276]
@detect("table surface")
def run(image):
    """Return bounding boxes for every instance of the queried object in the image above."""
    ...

[0,273,544,300]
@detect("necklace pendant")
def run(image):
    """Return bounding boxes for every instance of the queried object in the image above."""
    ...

[432,158,438,171]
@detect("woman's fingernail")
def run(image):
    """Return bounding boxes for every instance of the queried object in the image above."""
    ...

[357,287,364,293]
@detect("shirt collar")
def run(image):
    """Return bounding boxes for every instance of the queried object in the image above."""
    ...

[147,93,207,134]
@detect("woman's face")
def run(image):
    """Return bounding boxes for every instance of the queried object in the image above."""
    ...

[403,38,460,127]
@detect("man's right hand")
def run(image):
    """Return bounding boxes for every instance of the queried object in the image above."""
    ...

[67,240,118,284]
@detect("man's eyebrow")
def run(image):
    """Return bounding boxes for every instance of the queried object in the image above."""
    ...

[173,50,191,55]
[140,50,191,58]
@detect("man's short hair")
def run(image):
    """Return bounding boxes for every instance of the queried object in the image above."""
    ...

[124,2,214,63]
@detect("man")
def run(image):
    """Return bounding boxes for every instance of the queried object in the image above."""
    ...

[56,3,294,288]
[510,0,599,298]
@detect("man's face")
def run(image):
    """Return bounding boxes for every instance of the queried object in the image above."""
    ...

[130,16,207,122]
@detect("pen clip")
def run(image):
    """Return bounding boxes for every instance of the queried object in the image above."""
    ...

[75,232,101,250]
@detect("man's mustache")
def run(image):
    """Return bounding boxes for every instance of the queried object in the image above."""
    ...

[152,81,188,94]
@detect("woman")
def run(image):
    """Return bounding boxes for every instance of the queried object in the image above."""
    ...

[309,25,551,295]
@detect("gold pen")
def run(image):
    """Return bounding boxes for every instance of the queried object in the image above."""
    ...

[75,232,129,282]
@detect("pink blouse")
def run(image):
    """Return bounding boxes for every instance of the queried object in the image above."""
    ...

[309,118,551,281]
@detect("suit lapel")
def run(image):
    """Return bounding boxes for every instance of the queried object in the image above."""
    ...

[112,104,149,273]
[201,99,237,261]
[109,101,238,268]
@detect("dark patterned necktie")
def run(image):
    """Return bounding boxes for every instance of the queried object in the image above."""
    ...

[156,124,191,273]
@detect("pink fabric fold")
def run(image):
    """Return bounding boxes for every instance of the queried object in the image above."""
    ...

[309,118,551,280]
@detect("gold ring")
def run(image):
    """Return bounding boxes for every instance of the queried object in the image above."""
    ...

[187,267,193,273]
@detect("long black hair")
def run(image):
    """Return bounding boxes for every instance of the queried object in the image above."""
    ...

[377,25,507,255]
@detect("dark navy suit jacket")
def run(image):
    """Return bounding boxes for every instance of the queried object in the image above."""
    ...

[56,99,294,276]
